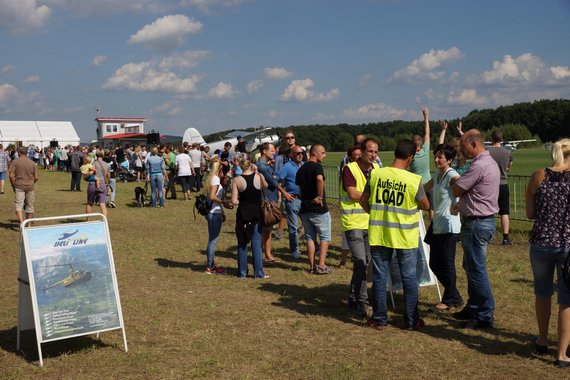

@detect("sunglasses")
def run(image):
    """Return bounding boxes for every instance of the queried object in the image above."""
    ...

[292,152,303,155]
[285,136,295,140]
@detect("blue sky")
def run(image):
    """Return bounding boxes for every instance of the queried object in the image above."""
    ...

[1,0,569,142]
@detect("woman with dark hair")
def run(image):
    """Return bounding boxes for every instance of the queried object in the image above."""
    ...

[526,138,570,366]
[231,158,269,278]
[424,143,463,311]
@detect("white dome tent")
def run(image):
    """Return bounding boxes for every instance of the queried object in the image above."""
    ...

[0,120,80,148]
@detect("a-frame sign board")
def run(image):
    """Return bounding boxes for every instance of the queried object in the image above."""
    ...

[17,213,127,366]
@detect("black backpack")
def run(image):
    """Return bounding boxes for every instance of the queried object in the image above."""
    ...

[193,194,212,219]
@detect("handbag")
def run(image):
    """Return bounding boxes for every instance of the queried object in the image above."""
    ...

[562,189,570,289]
[261,193,282,226]
[423,222,436,246]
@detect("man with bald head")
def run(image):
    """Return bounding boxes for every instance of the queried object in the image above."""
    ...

[451,129,500,329]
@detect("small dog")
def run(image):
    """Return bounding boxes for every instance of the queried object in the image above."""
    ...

[134,186,147,207]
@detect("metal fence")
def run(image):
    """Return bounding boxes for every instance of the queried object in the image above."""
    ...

[322,166,531,222]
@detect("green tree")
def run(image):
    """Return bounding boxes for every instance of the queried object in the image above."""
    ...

[333,132,354,152]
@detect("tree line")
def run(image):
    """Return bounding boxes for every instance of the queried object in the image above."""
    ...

[204,99,570,152]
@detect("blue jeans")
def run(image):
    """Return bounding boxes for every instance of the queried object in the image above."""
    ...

[149,174,164,207]
[370,246,420,327]
[461,217,495,321]
[300,211,331,242]
[530,245,570,304]
[207,213,223,269]
[109,178,116,203]
[285,198,302,254]
[237,222,265,278]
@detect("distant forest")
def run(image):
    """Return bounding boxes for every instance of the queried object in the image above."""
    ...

[204,99,570,151]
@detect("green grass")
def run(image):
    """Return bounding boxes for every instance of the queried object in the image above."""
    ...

[324,148,552,177]
[0,166,565,378]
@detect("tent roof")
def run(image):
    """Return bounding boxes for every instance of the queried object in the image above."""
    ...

[0,121,80,142]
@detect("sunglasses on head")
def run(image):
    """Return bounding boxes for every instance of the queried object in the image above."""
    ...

[285,136,295,140]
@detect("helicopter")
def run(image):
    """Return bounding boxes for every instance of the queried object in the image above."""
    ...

[41,263,93,292]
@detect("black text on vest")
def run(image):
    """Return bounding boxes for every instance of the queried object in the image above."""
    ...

[375,179,407,206]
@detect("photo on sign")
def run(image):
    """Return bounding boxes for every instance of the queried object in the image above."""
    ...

[26,223,120,341]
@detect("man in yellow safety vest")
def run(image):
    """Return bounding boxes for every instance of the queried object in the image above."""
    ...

[360,140,430,330]
[340,138,380,317]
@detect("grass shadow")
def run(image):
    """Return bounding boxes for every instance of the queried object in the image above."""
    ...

[0,327,113,364]
[258,282,365,325]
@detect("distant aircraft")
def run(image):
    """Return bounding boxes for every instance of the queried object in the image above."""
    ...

[484,139,537,150]
[182,127,280,153]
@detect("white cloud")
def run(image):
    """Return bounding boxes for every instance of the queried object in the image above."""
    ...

[390,47,464,83]
[280,79,339,103]
[341,103,409,120]
[103,61,201,93]
[92,55,108,67]
[0,83,43,113]
[247,79,263,95]
[152,101,181,116]
[482,53,545,85]
[0,83,19,103]
[263,67,292,80]
[1,65,16,73]
[447,89,487,106]
[23,75,40,84]
[207,82,236,98]
[0,0,51,34]
[550,66,570,80]
[264,110,282,118]
[158,50,209,70]
[358,73,373,88]
[128,14,203,50]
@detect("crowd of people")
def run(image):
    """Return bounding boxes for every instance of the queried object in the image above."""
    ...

[1,115,569,366]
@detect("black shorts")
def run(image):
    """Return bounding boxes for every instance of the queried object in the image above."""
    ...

[498,184,510,215]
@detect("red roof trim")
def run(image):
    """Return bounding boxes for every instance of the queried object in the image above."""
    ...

[102,133,147,139]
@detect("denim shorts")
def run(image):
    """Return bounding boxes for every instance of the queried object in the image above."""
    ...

[530,244,570,305]
[301,211,331,242]
[0,171,6,180]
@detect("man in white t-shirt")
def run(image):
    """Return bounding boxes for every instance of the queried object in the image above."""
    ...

[175,146,196,200]
[188,143,203,192]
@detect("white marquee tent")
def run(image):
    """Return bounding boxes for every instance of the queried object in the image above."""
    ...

[0,121,80,148]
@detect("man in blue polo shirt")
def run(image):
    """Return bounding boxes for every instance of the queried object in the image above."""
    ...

[279,145,305,259]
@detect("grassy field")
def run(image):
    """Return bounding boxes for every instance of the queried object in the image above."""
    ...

[0,149,565,378]
[323,148,552,176]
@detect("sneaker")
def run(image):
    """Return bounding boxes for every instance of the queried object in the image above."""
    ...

[109,201,116,208]
[272,230,283,240]
[366,318,387,330]
[315,265,332,275]
[464,318,496,329]
[212,265,226,274]
[502,238,513,246]
[204,267,213,275]
[292,250,301,259]
[452,306,474,321]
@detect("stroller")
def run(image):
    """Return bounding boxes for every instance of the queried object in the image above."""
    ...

[117,161,138,182]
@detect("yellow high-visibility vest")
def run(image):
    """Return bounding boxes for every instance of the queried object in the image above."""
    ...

[340,161,379,231]
[368,167,421,249]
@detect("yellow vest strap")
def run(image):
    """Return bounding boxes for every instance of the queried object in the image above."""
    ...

[340,209,367,215]
[370,204,418,216]
[369,220,419,230]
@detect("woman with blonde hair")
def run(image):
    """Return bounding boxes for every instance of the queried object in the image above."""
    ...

[231,158,269,278]
[526,138,570,366]
[204,158,233,274]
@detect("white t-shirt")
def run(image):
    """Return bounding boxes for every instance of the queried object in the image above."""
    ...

[176,153,193,176]
[188,149,202,168]
[209,176,223,214]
